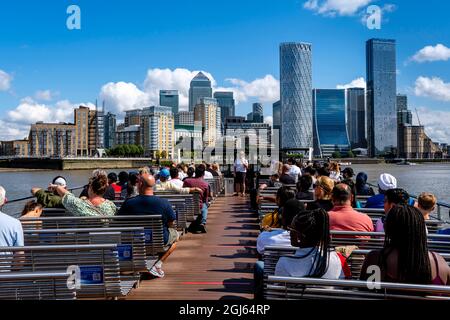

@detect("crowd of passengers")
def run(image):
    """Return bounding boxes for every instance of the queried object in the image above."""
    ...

[0,162,222,279]
[254,159,450,299]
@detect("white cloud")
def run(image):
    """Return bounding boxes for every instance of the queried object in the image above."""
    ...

[34,90,55,101]
[414,76,450,102]
[0,69,12,91]
[264,116,273,127]
[411,44,450,63]
[336,77,366,89]
[413,107,450,143]
[219,75,280,105]
[0,120,29,140]
[304,0,373,16]
[100,82,150,113]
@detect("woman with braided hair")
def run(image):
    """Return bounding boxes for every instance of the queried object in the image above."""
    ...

[360,205,450,285]
[275,208,348,279]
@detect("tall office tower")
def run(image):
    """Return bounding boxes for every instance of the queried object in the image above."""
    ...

[214,91,235,131]
[160,90,180,114]
[103,112,117,149]
[189,72,213,112]
[194,97,219,148]
[251,103,264,123]
[246,112,254,122]
[397,94,412,125]
[124,109,142,127]
[272,100,281,129]
[140,106,174,158]
[313,89,350,158]
[347,88,367,148]
[175,111,194,126]
[366,38,397,157]
[280,42,313,151]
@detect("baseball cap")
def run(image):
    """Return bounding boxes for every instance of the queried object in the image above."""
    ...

[52,176,67,188]
[159,168,170,178]
[378,173,397,191]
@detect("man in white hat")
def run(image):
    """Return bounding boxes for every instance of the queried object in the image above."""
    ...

[364,173,397,209]
[31,176,68,208]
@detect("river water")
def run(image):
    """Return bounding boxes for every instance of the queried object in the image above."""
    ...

[0,163,448,217]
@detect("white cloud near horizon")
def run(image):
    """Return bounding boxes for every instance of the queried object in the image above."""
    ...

[304,0,373,16]
[34,89,56,101]
[413,107,450,143]
[414,76,450,102]
[336,77,366,89]
[0,69,12,91]
[411,44,450,63]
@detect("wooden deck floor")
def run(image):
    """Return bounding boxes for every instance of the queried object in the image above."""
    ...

[125,196,259,300]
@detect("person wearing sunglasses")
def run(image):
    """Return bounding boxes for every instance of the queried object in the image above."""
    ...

[306,176,335,212]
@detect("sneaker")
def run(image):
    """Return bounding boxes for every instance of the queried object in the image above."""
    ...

[149,265,165,278]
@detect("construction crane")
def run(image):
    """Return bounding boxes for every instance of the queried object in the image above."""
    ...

[415,108,422,126]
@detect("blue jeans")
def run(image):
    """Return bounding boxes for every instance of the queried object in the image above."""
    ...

[254,260,264,300]
[201,203,208,225]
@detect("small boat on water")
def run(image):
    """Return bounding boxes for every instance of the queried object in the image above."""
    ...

[396,159,418,166]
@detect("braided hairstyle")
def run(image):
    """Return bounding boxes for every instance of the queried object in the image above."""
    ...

[381,205,432,284]
[291,208,331,277]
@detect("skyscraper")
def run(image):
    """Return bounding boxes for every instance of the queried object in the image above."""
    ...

[280,42,313,151]
[313,89,350,157]
[189,72,213,112]
[272,100,281,129]
[140,106,174,158]
[366,38,397,157]
[160,90,179,114]
[214,91,235,131]
[103,112,117,149]
[347,88,366,148]
[194,97,220,148]
[397,94,412,125]
[251,103,264,123]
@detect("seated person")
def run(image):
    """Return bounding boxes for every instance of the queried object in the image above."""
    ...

[123,172,139,199]
[328,184,374,237]
[261,186,296,230]
[0,186,24,247]
[80,170,116,201]
[306,176,335,212]
[374,188,410,232]
[296,175,314,201]
[365,173,397,209]
[21,200,43,219]
[275,208,350,279]
[118,174,178,278]
[53,174,117,217]
[279,164,296,185]
[355,172,375,196]
[360,205,450,285]
[31,176,67,208]
[169,167,184,189]
[108,172,122,199]
[154,168,201,194]
[259,174,283,190]
[415,192,437,221]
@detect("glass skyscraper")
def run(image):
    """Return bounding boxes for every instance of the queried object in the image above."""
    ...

[366,38,397,157]
[160,90,179,114]
[280,42,313,150]
[347,88,367,148]
[272,100,281,129]
[189,72,213,112]
[214,91,235,132]
[313,89,350,157]
[397,94,412,125]
[103,112,116,149]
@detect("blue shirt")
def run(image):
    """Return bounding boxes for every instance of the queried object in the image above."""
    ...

[364,194,385,209]
[117,195,176,244]
[0,211,24,247]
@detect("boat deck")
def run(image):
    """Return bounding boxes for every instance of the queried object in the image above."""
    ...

[125,196,259,300]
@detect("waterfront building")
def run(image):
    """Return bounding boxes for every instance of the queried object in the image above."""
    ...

[280,42,313,151]
[74,105,104,156]
[194,97,220,148]
[175,111,194,126]
[397,94,413,126]
[160,90,179,114]
[116,125,140,146]
[104,112,117,149]
[28,122,76,157]
[347,88,367,149]
[366,38,398,157]
[140,106,174,158]
[124,109,142,127]
[0,139,29,157]
[398,124,442,159]
[189,72,213,112]
[213,91,235,131]
[313,89,350,158]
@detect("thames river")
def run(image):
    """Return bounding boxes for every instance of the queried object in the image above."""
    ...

[0,163,449,217]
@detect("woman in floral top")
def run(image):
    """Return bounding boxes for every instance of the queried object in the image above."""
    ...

[53,173,117,216]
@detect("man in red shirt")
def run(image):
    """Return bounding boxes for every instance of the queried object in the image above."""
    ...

[329,184,374,238]
[183,164,210,233]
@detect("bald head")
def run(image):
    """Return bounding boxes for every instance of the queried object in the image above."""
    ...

[139,174,156,195]
[282,164,291,174]
[332,183,352,206]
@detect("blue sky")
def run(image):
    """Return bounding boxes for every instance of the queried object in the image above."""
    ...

[0,0,449,143]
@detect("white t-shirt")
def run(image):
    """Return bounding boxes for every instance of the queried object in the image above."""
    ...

[170,178,184,189]
[275,247,344,279]
[234,158,248,173]
[204,171,214,180]
[256,229,291,255]
[289,165,302,182]
[0,212,24,248]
